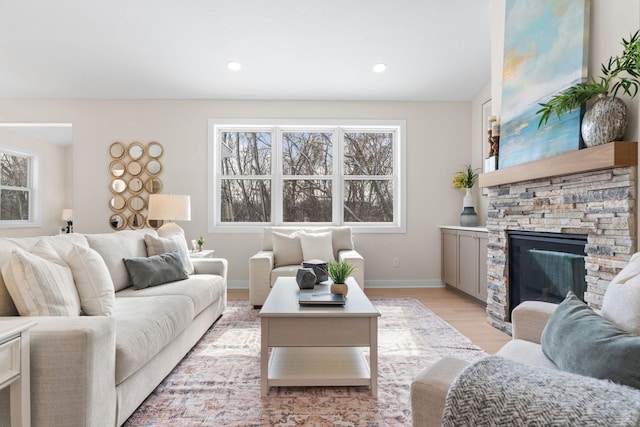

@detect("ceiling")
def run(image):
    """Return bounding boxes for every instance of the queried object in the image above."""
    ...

[0,0,491,102]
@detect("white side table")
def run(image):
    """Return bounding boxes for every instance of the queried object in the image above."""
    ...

[189,249,215,259]
[0,319,37,427]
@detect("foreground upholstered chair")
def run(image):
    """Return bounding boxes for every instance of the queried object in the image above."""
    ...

[412,252,640,426]
[248,226,364,306]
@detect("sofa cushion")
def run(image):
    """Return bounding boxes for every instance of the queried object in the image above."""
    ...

[601,252,640,334]
[272,231,303,267]
[65,244,115,316]
[85,229,154,291]
[497,339,558,371]
[116,274,224,316]
[0,234,89,316]
[299,231,335,262]
[113,295,195,384]
[144,233,194,276]
[123,251,189,290]
[541,292,640,390]
[2,243,81,316]
[156,225,194,275]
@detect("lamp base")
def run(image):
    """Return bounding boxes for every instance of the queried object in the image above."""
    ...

[157,222,185,236]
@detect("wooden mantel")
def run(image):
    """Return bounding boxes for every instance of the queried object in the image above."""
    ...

[479,141,638,188]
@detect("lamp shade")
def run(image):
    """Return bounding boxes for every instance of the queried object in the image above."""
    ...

[61,209,73,221]
[147,194,191,221]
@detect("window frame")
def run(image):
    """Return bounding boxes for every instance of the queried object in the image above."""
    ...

[0,147,40,228]
[208,118,406,233]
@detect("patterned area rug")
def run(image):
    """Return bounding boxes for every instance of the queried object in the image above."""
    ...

[124,298,486,426]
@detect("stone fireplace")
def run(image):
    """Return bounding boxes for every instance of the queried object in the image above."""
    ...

[480,142,638,334]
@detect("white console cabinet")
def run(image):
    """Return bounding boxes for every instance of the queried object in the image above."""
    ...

[440,226,488,304]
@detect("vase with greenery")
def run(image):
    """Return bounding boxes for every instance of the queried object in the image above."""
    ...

[537,30,640,146]
[452,164,480,227]
[197,235,205,251]
[325,260,355,296]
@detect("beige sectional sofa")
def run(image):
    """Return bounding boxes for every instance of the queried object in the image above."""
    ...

[248,226,364,306]
[0,229,227,427]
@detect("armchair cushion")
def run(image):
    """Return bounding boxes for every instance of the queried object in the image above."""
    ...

[299,231,335,262]
[541,292,640,390]
[272,231,303,267]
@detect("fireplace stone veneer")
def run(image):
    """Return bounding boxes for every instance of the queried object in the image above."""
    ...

[485,166,637,334]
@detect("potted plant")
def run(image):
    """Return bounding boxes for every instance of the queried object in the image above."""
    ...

[537,30,640,146]
[325,260,355,296]
[452,164,480,227]
[197,235,205,251]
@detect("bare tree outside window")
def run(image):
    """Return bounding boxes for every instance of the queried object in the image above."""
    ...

[344,133,394,222]
[282,132,332,222]
[220,132,271,222]
[0,151,31,221]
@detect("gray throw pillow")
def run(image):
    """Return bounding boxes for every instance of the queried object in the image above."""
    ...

[123,251,189,290]
[541,292,640,390]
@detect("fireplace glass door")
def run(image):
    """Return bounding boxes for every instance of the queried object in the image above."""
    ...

[508,231,587,315]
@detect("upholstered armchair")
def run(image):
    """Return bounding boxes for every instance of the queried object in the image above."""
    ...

[248,226,364,307]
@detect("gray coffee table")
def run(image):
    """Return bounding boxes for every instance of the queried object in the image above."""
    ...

[259,277,380,396]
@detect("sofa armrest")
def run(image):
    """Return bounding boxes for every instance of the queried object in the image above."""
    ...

[511,301,558,343]
[249,251,275,306]
[191,257,228,280]
[411,357,470,427]
[338,249,364,289]
[0,316,117,427]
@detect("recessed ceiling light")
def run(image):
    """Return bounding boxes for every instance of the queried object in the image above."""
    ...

[227,61,242,71]
[372,63,387,73]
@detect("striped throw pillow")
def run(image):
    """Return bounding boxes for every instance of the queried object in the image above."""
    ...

[1,243,81,316]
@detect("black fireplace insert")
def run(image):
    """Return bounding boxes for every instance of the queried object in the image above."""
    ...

[508,230,587,316]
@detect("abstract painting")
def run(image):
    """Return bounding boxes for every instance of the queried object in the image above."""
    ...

[499,0,590,169]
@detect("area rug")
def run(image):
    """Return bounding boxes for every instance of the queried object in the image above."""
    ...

[124,298,486,426]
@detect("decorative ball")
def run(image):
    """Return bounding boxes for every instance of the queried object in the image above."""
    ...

[296,268,317,289]
[303,259,328,283]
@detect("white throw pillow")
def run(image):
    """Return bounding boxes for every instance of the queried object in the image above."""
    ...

[146,228,194,275]
[65,244,115,316]
[601,252,640,334]
[1,245,81,316]
[299,231,335,263]
[272,231,303,267]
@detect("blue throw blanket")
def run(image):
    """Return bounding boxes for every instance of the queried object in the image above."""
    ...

[442,355,640,426]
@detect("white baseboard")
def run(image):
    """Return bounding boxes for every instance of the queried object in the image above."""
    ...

[227,279,445,290]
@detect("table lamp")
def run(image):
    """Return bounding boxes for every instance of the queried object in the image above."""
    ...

[147,194,191,234]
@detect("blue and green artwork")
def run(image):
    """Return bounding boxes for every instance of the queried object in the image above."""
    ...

[499,0,589,169]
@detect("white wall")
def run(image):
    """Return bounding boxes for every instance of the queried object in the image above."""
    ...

[471,81,492,226]
[0,99,471,287]
[0,128,69,237]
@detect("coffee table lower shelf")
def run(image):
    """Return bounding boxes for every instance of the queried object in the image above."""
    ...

[267,347,371,389]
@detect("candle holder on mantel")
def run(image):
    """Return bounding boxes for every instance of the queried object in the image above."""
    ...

[485,116,499,172]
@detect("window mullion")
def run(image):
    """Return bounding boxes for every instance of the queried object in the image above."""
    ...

[273,127,283,225]
[334,128,343,225]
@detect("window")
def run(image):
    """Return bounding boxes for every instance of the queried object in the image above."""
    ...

[0,148,37,226]
[209,119,405,233]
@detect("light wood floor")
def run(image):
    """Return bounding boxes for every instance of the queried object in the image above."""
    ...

[227,286,511,354]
